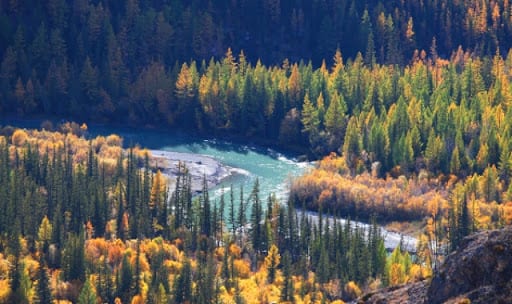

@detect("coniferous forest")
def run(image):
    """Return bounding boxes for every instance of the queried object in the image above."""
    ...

[0,126,418,303]
[1,0,512,303]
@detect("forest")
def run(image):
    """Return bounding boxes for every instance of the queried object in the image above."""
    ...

[2,0,512,303]
[1,0,512,151]
[0,126,428,303]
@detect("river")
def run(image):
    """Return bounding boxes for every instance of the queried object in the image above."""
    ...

[89,125,310,203]
[86,125,419,252]
[2,119,417,251]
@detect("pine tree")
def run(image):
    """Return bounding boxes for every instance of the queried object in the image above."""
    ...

[324,92,346,136]
[343,116,361,174]
[195,254,216,304]
[498,141,511,184]
[425,131,445,173]
[249,179,264,253]
[200,174,211,237]
[387,247,406,286]
[62,232,85,282]
[35,259,52,304]
[37,215,53,258]
[237,185,246,238]
[14,260,32,304]
[316,242,330,284]
[80,56,99,106]
[481,166,499,202]
[118,253,133,302]
[232,278,244,304]
[288,64,302,108]
[450,146,461,175]
[265,244,280,283]
[229,184,236,237]
[78,277,97,304]
[365,31,377,67]
[218,188,225,242]
[175,63,195,100]
[221,243,232,289]
[301,92,320,135]
[476,144,489,173]
[281,250,294,302]
[459,195,470,240]
[174,258,192,303]
[97,257,114,304]
[150,170,165,219]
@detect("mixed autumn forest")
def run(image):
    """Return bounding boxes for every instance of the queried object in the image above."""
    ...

[2,0,512,303]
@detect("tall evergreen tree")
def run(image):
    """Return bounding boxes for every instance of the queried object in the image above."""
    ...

[78,277,97,304]
[174,258,193,304]
[35,259,52,304]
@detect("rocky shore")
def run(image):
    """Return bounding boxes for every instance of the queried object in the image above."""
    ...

[150,150,234,194]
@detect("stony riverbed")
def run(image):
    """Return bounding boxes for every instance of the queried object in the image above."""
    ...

[150,150,235,194]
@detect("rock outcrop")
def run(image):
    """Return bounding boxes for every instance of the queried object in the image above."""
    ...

[357,281,427,304]
[357,227,512,304]
[427,227,512,304]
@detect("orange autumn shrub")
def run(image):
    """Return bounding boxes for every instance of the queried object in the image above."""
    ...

[11,129,28,146]
[0,279,10,302]
[291,155,511,227]
[234,259,251,279]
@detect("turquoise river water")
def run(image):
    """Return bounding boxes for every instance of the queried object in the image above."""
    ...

[95,126,310,202]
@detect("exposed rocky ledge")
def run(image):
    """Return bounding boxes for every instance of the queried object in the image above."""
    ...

[357,281,428,304]
[357,226,512,304]
[427,227,512,304]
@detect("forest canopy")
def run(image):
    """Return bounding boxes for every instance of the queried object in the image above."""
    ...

[2,0,512,302]
[0,126,429,303]
[1,1,512,162]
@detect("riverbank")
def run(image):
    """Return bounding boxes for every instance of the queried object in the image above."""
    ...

[0,116,310,160]
[150,149,238,194]
[150,148,419,252]
[302,211,418,252]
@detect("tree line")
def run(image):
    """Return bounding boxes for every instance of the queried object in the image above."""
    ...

[5,44,512,171]
[1,0,511,67]
[2,1,512,162]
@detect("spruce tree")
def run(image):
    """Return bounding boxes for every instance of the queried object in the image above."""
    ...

[35,254,52,304]
[249,179,264,254]
[174,258,192,304]
[200,174,211,237]
[281,251,294,302]
[78,277,97,304]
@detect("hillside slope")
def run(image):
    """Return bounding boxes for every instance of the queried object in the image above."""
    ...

[358,226,512,303]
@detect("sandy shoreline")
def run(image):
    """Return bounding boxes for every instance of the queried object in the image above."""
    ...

[150,150,234,194]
